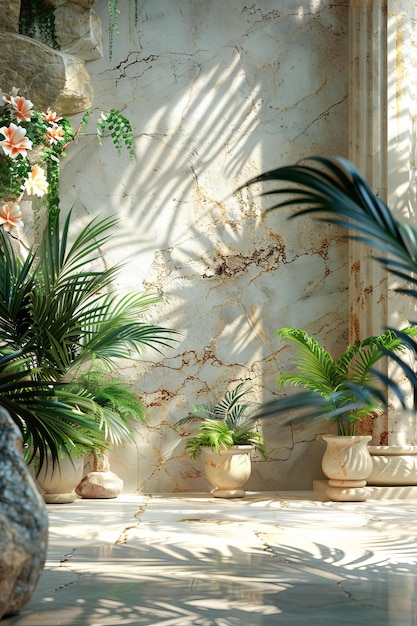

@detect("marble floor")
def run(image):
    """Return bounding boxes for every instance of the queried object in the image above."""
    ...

[3,491,417,626]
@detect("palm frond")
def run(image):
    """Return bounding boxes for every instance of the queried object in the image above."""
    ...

[243,157,413,268]
[0,350,104,468]
[185,420,235,459]
[0,211,178,382]
[177,383,256,426]
[276,328,341,392]
[70,365,145,446]
[177,383,266,457]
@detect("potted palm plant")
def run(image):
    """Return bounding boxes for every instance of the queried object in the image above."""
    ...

[72,366,146,499]
[276,326,417,436]
[241,155,417,497]
[176,383,267,498]
[275,326,416,500]
[35,367,147,502]
[0,209,178,477]
[0,85,171,473]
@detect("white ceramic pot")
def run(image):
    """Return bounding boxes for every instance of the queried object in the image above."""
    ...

[36,455,84,503]
[322,435,373,501]
[201,445,253,498]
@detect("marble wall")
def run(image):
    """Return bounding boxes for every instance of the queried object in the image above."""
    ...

[4,1,350,492]
[60,0,349,492]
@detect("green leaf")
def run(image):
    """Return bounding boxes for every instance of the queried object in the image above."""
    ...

[177,383,267,458]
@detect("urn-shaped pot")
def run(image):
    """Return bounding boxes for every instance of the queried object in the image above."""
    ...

[322,435,373,501]
[202,445,253,498]
[36,455,84,503]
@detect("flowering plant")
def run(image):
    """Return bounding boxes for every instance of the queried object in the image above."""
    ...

[0,87,133,231]
[0,88,176,469]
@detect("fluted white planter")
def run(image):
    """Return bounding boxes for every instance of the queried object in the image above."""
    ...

[322,435,373,501]
[201,445,253,498]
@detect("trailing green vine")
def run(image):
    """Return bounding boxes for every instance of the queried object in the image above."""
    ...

[97,109,135,158]
[19,0,140,60]
[108,0,139,59]
[19,0,59,50]
[108,0,120,61]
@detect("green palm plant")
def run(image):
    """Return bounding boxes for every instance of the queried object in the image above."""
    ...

[276,327,416,435]
[176,383,267,460]
[242,156,417,421]
[0,210,178,467]
[0,349,105,467]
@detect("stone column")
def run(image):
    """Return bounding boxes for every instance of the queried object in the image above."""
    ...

[349,0,417,444]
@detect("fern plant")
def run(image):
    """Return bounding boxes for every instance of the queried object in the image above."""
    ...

[177,383,267,460]
[276,327,417,435]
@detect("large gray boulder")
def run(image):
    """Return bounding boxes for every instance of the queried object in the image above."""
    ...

[0,408,48,619]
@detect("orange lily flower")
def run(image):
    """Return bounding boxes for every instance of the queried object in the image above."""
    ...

[11,95,33,122]
[0,202,23,231]
[24,164,49,197]
[41,108,63,124]
[0,123,33,158]
[46,124,65,145]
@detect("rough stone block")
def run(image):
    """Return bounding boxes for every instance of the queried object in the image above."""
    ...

[76,470,123,498]
[49,0,97,8]
[0,0,20,32]
[54,5,103,60]
[0,32,93,115]
[0,408,48,619]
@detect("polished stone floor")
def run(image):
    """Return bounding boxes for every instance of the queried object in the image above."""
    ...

[3,491,417,625]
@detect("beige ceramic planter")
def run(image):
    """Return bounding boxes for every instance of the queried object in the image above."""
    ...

[202,445,253,498]
[36,455,84,503]
[321,435,373,501]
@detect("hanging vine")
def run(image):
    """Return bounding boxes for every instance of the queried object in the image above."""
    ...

[108,0,139,59]
[97,109,135,158]
[19,0,140,60]
[19,0,59,50]
[108,0,120,61]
